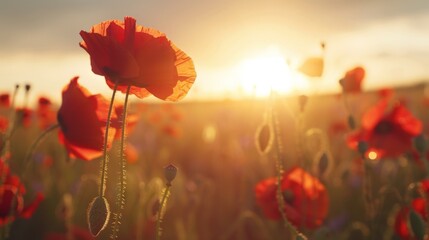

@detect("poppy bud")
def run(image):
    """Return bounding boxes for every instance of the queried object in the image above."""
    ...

[87,196,111,237]
[357,141,368,157]
[347,115,356,130]
[318,152,329,176]
[409,209,425,240]
[255,122,273,154]
[164,164,177,185]
[298,95,308,112]
[25,84,31,92]
[413,134,427,154]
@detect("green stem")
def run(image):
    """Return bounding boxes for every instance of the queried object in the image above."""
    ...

[119,85,131,203]
[156,186,171,240]
[111,85,131,239]
[0,85,20,156]
[270,95,302,238]
[99,81,119,197]
[22,123,60,177]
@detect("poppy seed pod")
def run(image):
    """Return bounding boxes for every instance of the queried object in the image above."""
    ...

[87,196,110,237]
[164,164,177,184]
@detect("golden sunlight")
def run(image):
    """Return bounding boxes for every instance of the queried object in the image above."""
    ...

[235,48,307,97]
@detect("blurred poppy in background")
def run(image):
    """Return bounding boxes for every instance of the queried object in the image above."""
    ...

[394,179,429,239]
[255,167,329,229]
[37,96,57,130]
[339,66,365,93]
[347,99,422,158]
[0,160,44,226]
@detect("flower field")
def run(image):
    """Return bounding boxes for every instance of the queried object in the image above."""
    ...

[1,15,429,240]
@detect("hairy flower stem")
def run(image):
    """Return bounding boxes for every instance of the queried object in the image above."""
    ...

[99,81,119,197]
[22,123,60,178]
[270,96,304,239]
[0,85,20,156]
[156,185,171,240]
[110,85,131,239]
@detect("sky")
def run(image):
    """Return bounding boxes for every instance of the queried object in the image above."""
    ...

[1,0,429,105]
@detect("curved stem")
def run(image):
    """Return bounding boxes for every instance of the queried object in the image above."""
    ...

[156,186,171,240]
[22,123,60,178]
[269,95,301,238]
[99,81,119,197]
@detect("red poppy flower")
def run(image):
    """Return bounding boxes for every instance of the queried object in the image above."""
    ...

[394,179,429,239]
[378,88,394,100]
[347,99,422,158]
[162,124,182,138]
[57,77,117,161]
[0,160,44,225]
[16,107,32,128]
[79,16,196,101]
[339,66,365,93]
[255,167,329,229]
[0,116,8,133]
[0,94,10,108]
[37,96,56,130]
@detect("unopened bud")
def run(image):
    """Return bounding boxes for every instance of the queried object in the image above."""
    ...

[256,122,272,154]
[348,115,356,130]
[318,152,329,176]
[87,196,110,237]
[164,164,177,185]
[413,134,427,154]
[25,84,31,92]
[409,209,425,240]
[357,141,368,157]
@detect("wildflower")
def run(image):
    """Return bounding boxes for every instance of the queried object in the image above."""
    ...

[37,96,56,130]
[347,100,422,158]
[394,179,429,239]
[79,16,196,101]
[15,107,32,128]
[57,77,117,161]
[0,160,44,225]
[255,167,329,229]
[0,94,10,108]
[339,66,365,93]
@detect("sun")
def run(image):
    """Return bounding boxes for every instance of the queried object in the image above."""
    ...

[235,47,306,97]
